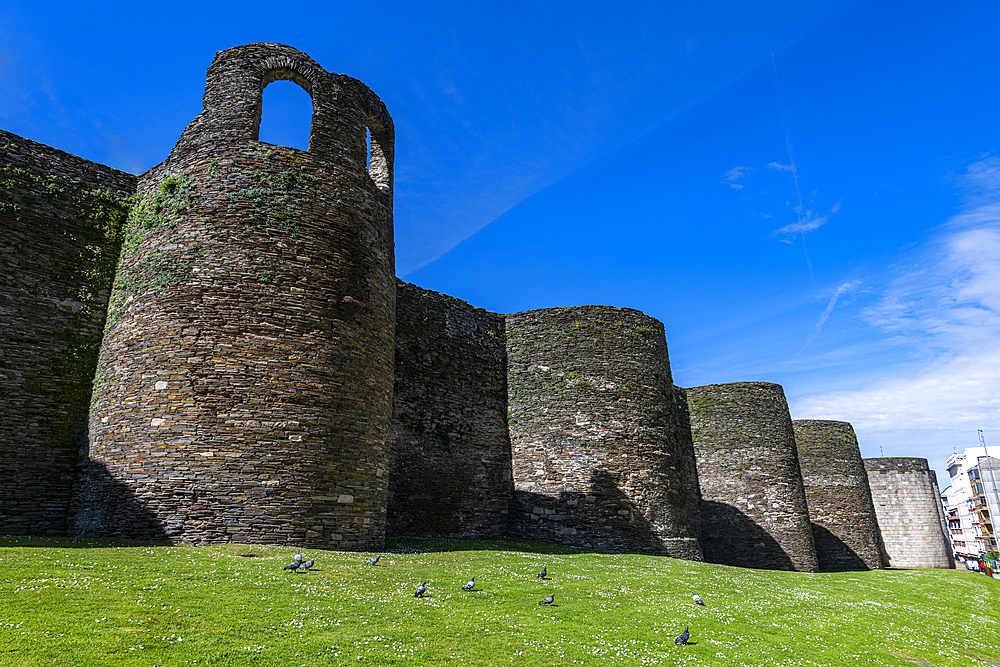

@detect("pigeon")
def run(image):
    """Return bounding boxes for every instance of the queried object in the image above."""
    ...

[366,555,380,566]
[538,593,555,605]
[462,576,475,591]
[301,558,315,571]
[283,559,302,572]
[692,591,704,606]
[538,566,547,579]
[414,581,427,597]
[293,550,303,563]
[675,626,690,645]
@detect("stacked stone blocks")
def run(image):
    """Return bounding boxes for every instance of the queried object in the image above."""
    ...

[0,130,135,535]
[685,382,818,572]
[388,280,512,537]
[72,44,396,550]
[794,420,887,570]
[505,306,702,559]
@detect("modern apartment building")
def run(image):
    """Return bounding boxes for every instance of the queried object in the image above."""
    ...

[943,448,1000,564]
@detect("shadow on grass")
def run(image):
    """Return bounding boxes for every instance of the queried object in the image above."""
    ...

[385,536,592,555]
[0,534,167,549]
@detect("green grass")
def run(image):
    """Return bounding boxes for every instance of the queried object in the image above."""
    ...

[0,536,997,666]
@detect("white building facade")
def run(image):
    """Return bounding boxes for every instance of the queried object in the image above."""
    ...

[943,448,1000,565]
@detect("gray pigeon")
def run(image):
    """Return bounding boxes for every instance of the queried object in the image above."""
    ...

[538,593,555,605]
[414,581,427,597]
[462,576,475,591]
[294,550,303,563]
[283,559,302,572]
[675,626,690,645]
[538,566,547,579]
[692,591,704,605]
[301,558,315,571]
[366,555,380,566]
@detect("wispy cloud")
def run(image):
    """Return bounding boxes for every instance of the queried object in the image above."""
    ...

[791,158,1000,457]
[723,165,751,189]
[771,200,841,235]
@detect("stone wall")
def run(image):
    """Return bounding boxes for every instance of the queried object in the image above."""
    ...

[387,280,511,537]
[70,44,396,550]
[505,306,702,559]
[793,420,886,570]
[684,382,818,572]
[864,457,954,569]
[0,130,135,535]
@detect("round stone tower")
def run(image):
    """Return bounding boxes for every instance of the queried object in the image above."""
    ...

[864,457,954,569]
[793,420,886,570]
[72,44,395,550]
[684,382,818,572]
[505,306,702,559]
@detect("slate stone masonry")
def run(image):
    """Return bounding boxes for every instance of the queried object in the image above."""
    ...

[684,382,818,572]
[505,306,702,559]
[387,280,512,537]
[864,457,954,569]
[70,44,396,550]
[794,420,886,570]
[0,130,135,536]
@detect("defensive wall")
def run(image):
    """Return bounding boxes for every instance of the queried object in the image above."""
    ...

[864,457,954,569]
[0,130,135,536]
[684,382,818,572]
[387,280,512,537]
[793,420,886,570]
[0,43,952,568]
[71,44,396,550]
[505,306,702,559]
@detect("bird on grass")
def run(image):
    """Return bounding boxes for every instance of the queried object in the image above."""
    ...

[538,594,555,605]
[283,559,302,572]
[415,581,427,597]
[366,555,380,566]
[538,566,547,579]
[462,576,476,591]
[294,550,303,563]
[692,591,704,606]
[675,626,690,645]
[301,558,315,571]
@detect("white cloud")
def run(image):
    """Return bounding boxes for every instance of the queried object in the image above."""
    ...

[767,161,795,172]
[771,200,841,235]
[791,159,1000,460]
[723,165,751,189]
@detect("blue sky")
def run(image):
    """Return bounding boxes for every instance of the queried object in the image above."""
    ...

[2,1,998,485]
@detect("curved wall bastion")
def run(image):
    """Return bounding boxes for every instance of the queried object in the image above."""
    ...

[684,382,818,572]
[70,44,396,550]
[864,457,954,569]
[793,420,886,570]
[505,306,702,559]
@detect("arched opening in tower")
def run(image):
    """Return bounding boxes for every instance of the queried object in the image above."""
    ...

[258,79,312,151]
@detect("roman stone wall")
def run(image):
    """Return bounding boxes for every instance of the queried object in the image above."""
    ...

[70,44,396,550]
[386,281,512,537]
[505,306,702,559]
[793,420,886,570]
[0,130,135,535]
[864,457,954,569]
[684,382,818,572]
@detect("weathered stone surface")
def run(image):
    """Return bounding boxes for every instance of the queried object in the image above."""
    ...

[505,306,702,560]
[70,44,396,550]
[684,382,818,572]
[864,457,954,569]
[794,420,886,570]
[387,280,512,537]
[0,130,135,536]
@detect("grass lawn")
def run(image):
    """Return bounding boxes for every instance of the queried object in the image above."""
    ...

[0,535,997,666]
